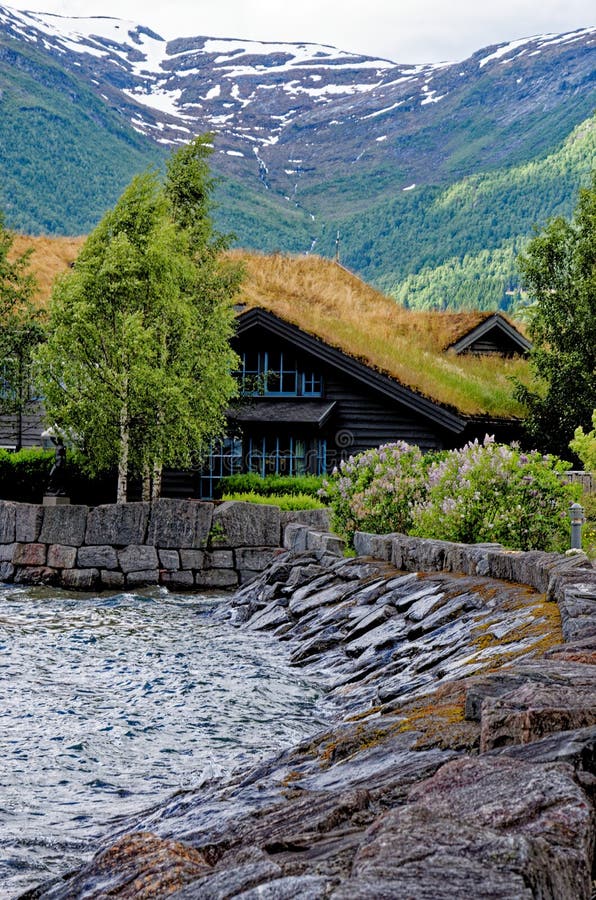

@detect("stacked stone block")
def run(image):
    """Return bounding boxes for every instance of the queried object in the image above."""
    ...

[0,498,312,591]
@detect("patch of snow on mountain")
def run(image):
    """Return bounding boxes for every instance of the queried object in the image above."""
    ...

[123,86,183,117]
[421,90,446,105]
[230,84,251,108]
[283,81,379,97]
[4,8,169,74]
[534,26,596,49]
[201,36,393,69]
[479,37,536,68]
[361,101,404,119]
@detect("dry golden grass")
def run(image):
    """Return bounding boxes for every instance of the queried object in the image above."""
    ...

[9,234,85,307]
[12,236,531,417]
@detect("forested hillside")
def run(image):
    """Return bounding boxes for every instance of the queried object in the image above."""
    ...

[327,114,596,309]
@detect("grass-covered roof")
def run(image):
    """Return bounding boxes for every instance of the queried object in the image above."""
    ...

[13,236,530,418]
[231,251,530,418]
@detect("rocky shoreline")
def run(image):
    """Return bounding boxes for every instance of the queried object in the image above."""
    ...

[25,532,596,899]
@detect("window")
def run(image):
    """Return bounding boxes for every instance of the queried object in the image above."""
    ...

[247,436,326,477]
[199,434,328,497]
[239,351,322,397]
[198,437,243,499]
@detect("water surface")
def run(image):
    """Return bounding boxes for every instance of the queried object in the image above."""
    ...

[0,584,328,897]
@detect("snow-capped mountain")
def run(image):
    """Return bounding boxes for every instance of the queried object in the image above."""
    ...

[0,4,594,302]
[2,4,593,197]
[0,7,433,145]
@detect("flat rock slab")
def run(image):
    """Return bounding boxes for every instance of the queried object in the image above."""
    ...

[85,502,150,546]
[289,581,355,617]
[296,730,454,796]
[345,604,396,641]
[480,679,596,751]
[345,618,408,656]
[118,545,159,574]
[0,501,16,543]
[408,594,468,636]
[212,501,280,549]
[406,755,594,900]
[490,725,596,773]
[15,503,44,542]
[45,831,210,899]
[406,588,445,622]
[39,505,88,547]
[334,805,533,899]
[237,875,333,899]
[248,603,290,632]
[148,500,213,549]
[169,859,283,899]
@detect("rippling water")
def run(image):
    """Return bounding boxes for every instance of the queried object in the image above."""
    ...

[0,584,329,898]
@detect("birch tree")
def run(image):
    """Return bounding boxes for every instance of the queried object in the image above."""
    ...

[515,172,596,457]
[35,142,240,502]
[0,214,43,448]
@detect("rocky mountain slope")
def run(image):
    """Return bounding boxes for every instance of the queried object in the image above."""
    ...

[0,5,594,306]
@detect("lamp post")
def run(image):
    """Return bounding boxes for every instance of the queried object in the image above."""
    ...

[569,502,585,550]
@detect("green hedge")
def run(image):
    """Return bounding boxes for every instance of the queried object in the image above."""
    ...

[222,491,326,510]
[216,473,325,499]
[0,449,115,505]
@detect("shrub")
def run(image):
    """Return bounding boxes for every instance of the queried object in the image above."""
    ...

[569,409,596,472]
[410,436,578,551]
[217,473,324,498]
[0,448,54,503]
[0,448,116,504]
[319,442,427,544]
[222,491,326,510]
[582,492,596,558]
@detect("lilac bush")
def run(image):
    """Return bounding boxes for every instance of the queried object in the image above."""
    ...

[321,437,579,551]
[410,436,578,551]
[319,442,428,544]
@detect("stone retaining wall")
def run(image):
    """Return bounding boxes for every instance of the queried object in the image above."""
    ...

[0,499,330,591]
[284,525,596,642]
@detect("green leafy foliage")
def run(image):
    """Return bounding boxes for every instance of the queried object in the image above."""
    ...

[410,438,577,551]
[222,491,325,510]
[0,448,115,504]
[319,114,596,310]
[319,443,429,545]
[322,438,578,551]
[0,37,167,234]
[33,138,241,500]
[570,410,596,472]
[216,473,325,498]
[582,492,596,558]
[514,171,596,457]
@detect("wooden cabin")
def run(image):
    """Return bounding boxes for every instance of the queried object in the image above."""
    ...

[197,307,524,497]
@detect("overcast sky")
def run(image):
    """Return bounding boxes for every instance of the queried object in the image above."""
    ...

[9,0,596,61]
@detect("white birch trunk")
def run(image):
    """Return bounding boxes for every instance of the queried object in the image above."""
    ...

[151,462,162,502]
[117,398,129,504]
[142,466,151,502]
